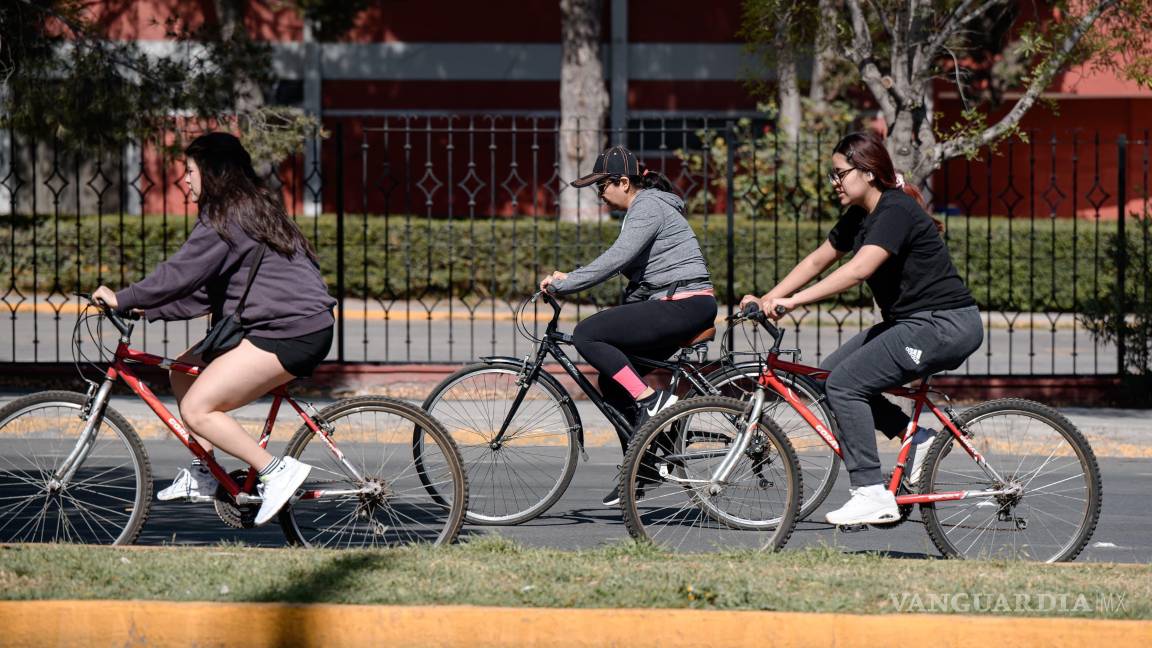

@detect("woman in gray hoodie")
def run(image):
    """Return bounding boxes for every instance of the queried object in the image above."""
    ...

[540,146,717,506]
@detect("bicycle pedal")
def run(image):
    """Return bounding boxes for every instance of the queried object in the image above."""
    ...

[836,523,869,533]
[186,495,216,504]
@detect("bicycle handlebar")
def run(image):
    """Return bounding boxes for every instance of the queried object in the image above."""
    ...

[729,301,785,351]
[76,292,140,337]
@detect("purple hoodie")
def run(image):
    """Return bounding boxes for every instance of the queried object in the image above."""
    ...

[116,217,335,338]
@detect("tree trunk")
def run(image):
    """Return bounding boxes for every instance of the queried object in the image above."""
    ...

[214,0,264,116]
[808,0,836,106]
[775,12,801,145]
[559,0,608,222]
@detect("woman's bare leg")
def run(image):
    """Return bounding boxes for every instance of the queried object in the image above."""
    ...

[177,339,294,470]
[170,346,214,453]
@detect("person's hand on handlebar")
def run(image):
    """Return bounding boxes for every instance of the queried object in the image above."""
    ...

[91,286,119,309]
[539,271,568,293]
[766,296,797,320]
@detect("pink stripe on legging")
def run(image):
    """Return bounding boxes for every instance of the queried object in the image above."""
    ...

[611,366,649,399]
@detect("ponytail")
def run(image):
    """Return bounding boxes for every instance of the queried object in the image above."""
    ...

[627,167,678,195]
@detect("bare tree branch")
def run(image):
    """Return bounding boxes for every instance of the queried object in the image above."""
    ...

[922,0,1011,71]
[934,0,1120,163]
[845,0,898,120]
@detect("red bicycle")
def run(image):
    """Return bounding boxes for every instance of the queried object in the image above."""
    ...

[619,305,1102,561]
[0,297,468,547]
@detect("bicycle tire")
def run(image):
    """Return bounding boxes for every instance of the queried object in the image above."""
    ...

[0,390,152,545]
[919,398,1102,562]
[620,395,801,552]
[696,363,840,521]
[419,362,580,525]
[280,396,468,547]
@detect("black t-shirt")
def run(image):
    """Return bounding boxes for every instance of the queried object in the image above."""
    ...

[827,189,975,320]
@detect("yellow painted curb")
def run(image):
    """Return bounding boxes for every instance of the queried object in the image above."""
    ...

[0,600,1148,648]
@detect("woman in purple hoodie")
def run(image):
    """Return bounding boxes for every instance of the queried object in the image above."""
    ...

[92,132,336,526]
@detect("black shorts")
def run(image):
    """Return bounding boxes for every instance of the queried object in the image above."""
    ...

[248,326,333,377]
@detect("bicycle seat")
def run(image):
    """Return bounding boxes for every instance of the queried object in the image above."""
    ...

[679,326,716,349]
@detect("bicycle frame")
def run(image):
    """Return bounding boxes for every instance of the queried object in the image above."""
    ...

[740,313,1017,507]
[59,308,364,505]
[491,292,723,449]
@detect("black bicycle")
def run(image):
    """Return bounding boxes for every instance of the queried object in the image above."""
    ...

[414,291,833,525]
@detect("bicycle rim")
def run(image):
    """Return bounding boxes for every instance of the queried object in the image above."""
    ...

[921,399,1101,562]
[621,396,800,552]
[422,366,579,524]
[0,392,151,545]
[282,397,467,547]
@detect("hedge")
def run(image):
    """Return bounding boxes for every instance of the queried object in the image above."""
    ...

[0,213,1133,313]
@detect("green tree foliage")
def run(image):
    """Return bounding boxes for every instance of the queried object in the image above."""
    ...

[739,0,1152,183]
[0,0,369,164]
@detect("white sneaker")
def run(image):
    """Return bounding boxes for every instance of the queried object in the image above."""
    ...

[157,466,218,501]
[907,426,937,485]
[825,484,900,525]
[254,457,312,526]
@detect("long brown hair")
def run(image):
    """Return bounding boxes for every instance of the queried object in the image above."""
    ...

[833,132,946,232]
[185,133,317,261]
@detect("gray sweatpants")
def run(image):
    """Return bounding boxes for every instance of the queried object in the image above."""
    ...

[821,306,983,487]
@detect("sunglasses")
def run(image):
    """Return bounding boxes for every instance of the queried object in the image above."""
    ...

[596,176,621,196]
[827,167,857,186]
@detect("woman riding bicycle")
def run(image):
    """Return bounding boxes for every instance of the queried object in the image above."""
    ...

[741,131,982,526]
[540,145,717,506]
[92,132,335,526]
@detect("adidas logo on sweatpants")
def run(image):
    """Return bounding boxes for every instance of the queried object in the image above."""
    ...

[906,346,923,365]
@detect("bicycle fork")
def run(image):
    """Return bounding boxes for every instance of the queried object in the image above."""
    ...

[658,388,767,494]
[51,378,116,491]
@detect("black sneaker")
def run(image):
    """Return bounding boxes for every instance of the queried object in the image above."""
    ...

[633,390,679,431]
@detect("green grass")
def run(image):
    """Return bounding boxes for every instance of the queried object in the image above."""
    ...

[1,538,1148,618]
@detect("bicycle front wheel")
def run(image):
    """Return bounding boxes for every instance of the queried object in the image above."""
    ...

[620,396,801,552]
[702,363,839,521]
[0,390,152,545]
[420,363,580,525]
[281,396,468,548]
[920,398,1102,562]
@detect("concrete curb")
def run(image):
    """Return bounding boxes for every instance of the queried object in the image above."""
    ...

[0,600,1148,647]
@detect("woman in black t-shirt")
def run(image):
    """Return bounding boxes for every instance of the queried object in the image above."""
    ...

[740,132,983,527]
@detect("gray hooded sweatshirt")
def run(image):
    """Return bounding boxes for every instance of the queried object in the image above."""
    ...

[551,189,712,302]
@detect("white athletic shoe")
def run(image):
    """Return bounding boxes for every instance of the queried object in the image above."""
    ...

[825,484,900,526]
[254,457,312,526]
[157,466,218,501]
[907,426,938,485]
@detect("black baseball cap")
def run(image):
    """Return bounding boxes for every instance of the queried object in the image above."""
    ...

[570,146,643,187]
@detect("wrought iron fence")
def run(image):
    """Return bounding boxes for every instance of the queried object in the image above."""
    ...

[2,116,1149,376]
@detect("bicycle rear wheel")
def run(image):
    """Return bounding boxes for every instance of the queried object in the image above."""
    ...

[420,363,580,525]
[701,363,839,521]
[920,398,1102,562]
[281,396,467,547]
[0,391,152,545]
[620,396,801,552]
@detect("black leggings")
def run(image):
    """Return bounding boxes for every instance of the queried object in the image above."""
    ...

[572,296,717,423]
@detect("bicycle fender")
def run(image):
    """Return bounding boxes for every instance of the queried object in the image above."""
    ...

[477,356,586,453]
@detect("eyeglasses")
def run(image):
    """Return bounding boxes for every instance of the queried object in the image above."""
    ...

[596,176,621,196]
[827,167,856,186]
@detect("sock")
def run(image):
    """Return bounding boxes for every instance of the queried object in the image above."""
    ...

[858,483,888,497]
[912,426,935,443]
[611,366,649,399]
[258,457,282,482]
[190,455,213,474]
